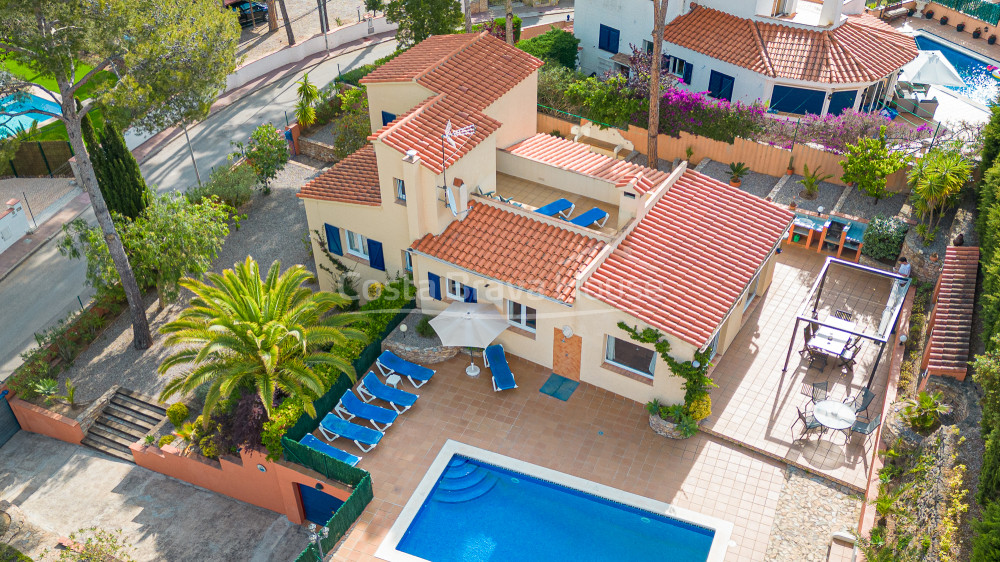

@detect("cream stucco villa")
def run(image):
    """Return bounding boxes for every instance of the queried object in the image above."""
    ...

[298,32,795,406]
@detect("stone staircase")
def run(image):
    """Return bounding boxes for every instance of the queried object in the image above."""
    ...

[81,388,166,462]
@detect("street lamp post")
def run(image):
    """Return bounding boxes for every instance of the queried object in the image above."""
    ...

[308,523,330,558]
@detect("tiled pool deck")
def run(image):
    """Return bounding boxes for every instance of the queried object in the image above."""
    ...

[322,247,885,561]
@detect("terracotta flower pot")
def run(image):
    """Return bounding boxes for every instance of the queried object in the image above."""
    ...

[786,167,794,175]
[930,253,939,262]
[730,178,741,187]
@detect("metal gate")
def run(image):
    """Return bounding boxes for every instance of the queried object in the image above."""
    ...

[0,390,21,447]
[297,483,344,526]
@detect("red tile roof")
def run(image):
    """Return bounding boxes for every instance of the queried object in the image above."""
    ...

[662,6,918,83]
[371,94,501,175]
[504,134,670,194]
[363,33,544,112]
[297,145,381,205]
[582,169,794,347]
[926,246,979,378]
[411,201,606,303]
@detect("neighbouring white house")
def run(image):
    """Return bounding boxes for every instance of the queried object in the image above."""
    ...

[0,199,29,255]
[575,0,919,116]
[298,32,794,406]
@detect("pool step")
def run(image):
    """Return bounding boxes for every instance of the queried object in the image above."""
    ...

[442,461,478,479]
[447,457,468,468]
[433,475,497,503]
[437,469,489,491]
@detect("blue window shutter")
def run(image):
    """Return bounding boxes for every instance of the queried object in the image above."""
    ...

[610,28,620,53]
[367,239,385,271]
[428,273,441,300]
[682,63,693,85]
[324,224,342,256]
[463,286,477,303]
[381,111,396,126]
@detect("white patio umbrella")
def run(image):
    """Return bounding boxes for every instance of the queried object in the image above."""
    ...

[429,301,509,377]
[899,51,966,88]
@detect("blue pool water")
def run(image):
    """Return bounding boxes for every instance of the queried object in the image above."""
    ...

[914,34,999,106]
[397,456,715,562]
[0,94,61,137]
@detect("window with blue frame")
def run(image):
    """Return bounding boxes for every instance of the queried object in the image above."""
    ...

[598,25,620,53]
[707,70,735,101]
[381,111,396,126]
[770,85,825,115]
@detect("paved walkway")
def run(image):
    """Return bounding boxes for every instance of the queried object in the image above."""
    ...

[0,431,309,561]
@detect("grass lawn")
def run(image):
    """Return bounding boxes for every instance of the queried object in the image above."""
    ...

[2,59,116,140]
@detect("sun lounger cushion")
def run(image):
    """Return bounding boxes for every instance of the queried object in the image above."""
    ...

[376,350,436,388]
[566,207,609,228]
[319,413,383,452]
[336,389,398,431]
[359,371,418,413]
[300,434,361,467]
[534,198,575,218]
[484,344,517,392]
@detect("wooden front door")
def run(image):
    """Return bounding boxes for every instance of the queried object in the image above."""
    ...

[552,328,582,381]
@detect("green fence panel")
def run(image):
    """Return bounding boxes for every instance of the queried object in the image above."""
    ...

[294,544,321,562]
[934,0,1000,25]
[282,435,368,486]
[321,473,374,552]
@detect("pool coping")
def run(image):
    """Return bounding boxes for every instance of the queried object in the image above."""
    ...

[913,29,999,111]
[373,439,735,562]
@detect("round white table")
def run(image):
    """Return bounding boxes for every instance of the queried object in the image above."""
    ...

[385,374,402,389]
[813,400,856,430]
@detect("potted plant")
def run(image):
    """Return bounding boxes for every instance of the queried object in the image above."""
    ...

[798,164,834,201]
[940,16,949,25]
[924,9,934,18]
[685,146,694,162]
[975,27,983,38]
[908,8,916,17]
[930,252,939,262]
[729,162,749,187]
[787,156,795,176]
[957,22,966,32]
[646,400,699,439]
[991,35,998,45]
[789,197,798,211]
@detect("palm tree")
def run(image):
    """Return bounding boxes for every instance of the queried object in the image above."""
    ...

[908,144,971,232]
[158,257,366,425]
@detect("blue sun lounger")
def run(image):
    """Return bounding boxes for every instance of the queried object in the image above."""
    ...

[534,198,575,218]
[566,207,610,228]
[318,413,383,452]
[376,350,437,389]
[300,433,361,467]
[358,371,419,414]
[335,389,398,431]
[484,344,517,392]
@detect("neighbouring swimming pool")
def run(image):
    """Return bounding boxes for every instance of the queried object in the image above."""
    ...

[377,441,732,562]
[0,93,61,137]
[914,33,1000,106]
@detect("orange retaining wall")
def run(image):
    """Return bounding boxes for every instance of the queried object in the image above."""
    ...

[5,393,84,445]
[520,20,572,41]
[130,443,351,525]
[856,286,915,556]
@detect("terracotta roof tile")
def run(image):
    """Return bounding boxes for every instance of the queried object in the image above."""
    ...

[662,6,918,83]
[363,33,543,112]
[297,145,381,205]
[927,246,979,377]
[411,201,606,303]
[582,170,794,347]
[371,94,501,175]
[504,134,670,194]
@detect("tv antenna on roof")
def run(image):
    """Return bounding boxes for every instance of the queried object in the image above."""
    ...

[440,119,476,214]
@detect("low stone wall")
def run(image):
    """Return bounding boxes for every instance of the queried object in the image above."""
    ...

[130,443,351,525]
[648,414,688,439]
[383,339,459,365]
[299,137,339,163]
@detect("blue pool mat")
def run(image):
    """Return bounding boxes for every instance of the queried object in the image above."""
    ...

[539,374,579,401]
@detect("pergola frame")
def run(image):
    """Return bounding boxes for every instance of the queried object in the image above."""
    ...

[782,257,911,389]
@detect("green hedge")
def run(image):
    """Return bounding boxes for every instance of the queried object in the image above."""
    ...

[861,214,908,261]
[0,544,32,562]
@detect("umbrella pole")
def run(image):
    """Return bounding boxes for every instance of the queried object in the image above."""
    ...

[466,347,481,378]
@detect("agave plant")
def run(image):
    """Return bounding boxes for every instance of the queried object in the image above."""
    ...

[902,390,951,431]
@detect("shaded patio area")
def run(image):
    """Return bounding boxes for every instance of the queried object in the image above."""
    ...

[320,355,790,561]
[701,247,897,492]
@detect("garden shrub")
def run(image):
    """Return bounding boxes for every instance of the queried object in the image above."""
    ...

[185,161,256,209]
[973,499,1000,562]
[198,435,219,459]
[516,28,580,69]
[336,50,405,86]
[980,161,1000,261]
[0,543,32,562]
[231,123,289,194]
[981,100,1000,176]
[981,430,1000,506]
[261,395,306,461]
[332,88,370,159]
[416,315,434,338]
[472,16,523,43]
[975,338,1000,433]
[861,214,908,261]
[657,87,764,143]
[687,393,711,421]
[166,403,189,428]
[158,435,176,447]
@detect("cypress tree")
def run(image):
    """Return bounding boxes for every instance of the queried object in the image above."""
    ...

[94,122,149,220]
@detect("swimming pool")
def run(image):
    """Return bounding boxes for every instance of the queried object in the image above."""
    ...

[914,32,1000,106]
[376,441,733,562]
[0,93,61,137]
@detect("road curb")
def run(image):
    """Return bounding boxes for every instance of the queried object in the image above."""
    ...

[0,201,92,284]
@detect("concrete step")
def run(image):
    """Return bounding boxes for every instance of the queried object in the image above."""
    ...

[89,422,141,447]
[81,434,134,462]
[115,388,167,415]
[104,403,159,429]
[97,415,148,438]
[110,395,164,421]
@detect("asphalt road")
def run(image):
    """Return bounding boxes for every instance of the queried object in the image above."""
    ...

[0,13,569,381]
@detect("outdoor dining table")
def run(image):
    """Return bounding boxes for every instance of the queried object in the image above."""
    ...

[813,400,857,431]
[808,317,856,357]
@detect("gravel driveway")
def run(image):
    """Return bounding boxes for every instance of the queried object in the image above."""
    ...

[57,161,321,404]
